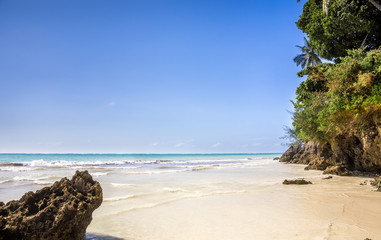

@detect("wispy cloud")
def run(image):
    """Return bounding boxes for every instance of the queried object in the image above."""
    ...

[108,101,116,107]
[151,142,159,146]
[211,142,222,148]
[175,142,185,147]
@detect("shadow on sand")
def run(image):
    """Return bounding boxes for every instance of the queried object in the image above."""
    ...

[86,233,126,240]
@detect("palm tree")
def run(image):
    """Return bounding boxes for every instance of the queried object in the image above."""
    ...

[293,37,322,69]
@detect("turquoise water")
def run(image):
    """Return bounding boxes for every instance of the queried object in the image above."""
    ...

[0,153,281,164]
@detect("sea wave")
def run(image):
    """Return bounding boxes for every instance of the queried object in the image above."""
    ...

[103,194,140,202]
[110,183,137,187]
[0,157,273,173]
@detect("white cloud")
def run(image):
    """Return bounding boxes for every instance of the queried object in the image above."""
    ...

[252,143,262,147]
[151,142,159,146]
[108,101,116,106]
[211,142,222,148]
[175,142,184,147]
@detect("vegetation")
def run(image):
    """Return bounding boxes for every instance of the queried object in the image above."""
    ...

[289,0,381,145]
[293,37,322,69]
[292,48,381,143]
[296,0,381,60]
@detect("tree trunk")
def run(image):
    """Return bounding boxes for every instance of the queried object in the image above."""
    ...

[368,0,381,12]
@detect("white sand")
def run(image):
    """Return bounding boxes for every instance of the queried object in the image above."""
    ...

[88,162,381,240]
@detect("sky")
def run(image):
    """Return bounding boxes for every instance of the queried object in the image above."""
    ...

[0,0,306,153]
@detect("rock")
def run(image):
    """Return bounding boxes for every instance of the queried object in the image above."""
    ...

[0,170,103,240]
[280,128,381,175]
[322,176,333,180]
[273,157,280,161]
[371,175,381,191]
[280,142,333,169]
[282,179,312,185]
[323,166,349,176]
[360,181,368,185]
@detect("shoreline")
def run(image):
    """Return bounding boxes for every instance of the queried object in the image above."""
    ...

[87,162,381,240]
[1,156,380,239]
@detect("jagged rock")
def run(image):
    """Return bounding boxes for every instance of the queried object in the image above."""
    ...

[280,142,333,168]
[0,170,103,240]
[280,130,381,175]
[282,179,312,185]
[323,166,349,176]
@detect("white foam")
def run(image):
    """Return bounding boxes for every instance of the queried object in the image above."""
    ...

[0,179,12,184]
[91,172,110,177]
[163,187,187,193]
[125,169,188,175]
[110,183,137,187]
[104,194,138,202]
[0,166,34,172]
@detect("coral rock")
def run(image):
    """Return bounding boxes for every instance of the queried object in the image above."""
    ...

[0,170,102,240]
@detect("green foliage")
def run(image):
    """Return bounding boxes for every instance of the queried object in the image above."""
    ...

[297,0,381,60]
[292,48,381,142]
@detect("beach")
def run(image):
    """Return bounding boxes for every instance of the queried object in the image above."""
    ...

[0,154,380,240]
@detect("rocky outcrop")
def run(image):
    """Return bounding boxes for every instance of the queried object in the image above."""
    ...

[0,170,102,240]
[280,129,381,175]
[280,141,333,169]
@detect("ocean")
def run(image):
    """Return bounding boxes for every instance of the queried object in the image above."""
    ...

[1,153,380,239]
[0,153,281,202]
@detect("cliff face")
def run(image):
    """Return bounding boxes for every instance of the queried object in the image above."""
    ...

[0,170,103,240]
[280,125,381,175]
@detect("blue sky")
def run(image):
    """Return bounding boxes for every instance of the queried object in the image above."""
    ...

[0,0,305,153]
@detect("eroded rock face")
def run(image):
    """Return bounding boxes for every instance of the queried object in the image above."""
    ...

[280,131,381,175]
[0,170,102,240]
[280,141,333,169]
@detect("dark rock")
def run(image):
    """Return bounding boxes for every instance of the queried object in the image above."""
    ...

[322,176,333,180]
[282,179,312,185]
[273,157,280,161]
[0,170,103,240]
[280,128,381,175]
[280,142,333,169]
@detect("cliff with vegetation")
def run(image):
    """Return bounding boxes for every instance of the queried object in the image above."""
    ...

[282,0,381,175]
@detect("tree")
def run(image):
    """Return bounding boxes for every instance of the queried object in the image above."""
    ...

[293,37,322,69]
[297,0,381,13]
[297,0,381,60]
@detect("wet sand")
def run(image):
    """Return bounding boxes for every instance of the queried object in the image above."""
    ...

[87,163,381,240]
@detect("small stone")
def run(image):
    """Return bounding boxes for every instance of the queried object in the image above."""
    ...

[283,179,312,185]
[322,176,333,180]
